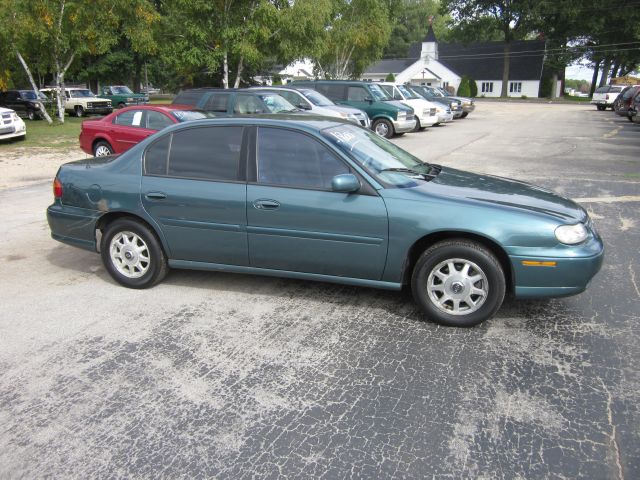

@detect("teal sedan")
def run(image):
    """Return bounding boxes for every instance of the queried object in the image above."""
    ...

[47,116,603,327]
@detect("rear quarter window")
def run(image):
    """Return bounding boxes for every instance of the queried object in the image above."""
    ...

[173,90,204,107]
[595,87,608,94]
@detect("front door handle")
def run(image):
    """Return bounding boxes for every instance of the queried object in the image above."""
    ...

[253,199,280,210]
[145,191,167,200]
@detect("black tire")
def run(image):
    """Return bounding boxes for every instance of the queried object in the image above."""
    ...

[75,105,84,117]
[411,239,506,327]
[100,218,168,289]
[628,111,634,122]
[460,112,469,118]
[412,118,421,132]
[27,109,36,121]
[93,140,114,157]
[372,118,395,138]
[117,102,126,109]
[596,105,606,111]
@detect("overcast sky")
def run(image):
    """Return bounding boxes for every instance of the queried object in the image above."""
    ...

[566,63,595,81]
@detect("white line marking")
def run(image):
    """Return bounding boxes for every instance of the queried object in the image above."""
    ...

[574,196,640,204]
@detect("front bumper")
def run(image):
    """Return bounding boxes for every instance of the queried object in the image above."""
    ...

[509,236,604,299]
[462,103,475,113]
[437,112,454,123]
[393,117,417,133]
[86,106,113,114]
[418,114,440,127]
[452,109,464,118]
[0,122,26,140]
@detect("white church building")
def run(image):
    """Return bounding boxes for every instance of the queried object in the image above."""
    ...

[362,25,556,98]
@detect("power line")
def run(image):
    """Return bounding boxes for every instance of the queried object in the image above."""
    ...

[438,47,640,62]
[436,42,640,60]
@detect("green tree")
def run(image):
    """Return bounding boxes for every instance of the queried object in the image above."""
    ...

[384,0,448,58]
[441,0,537,97]
[457,76,470,96]
[385,72,396,81]
[468,76,478,97]
[162,0,331,88]
[313,0,393,79]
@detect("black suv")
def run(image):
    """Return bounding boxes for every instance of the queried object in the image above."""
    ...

[0,90,52,120]
[173,88,302,116]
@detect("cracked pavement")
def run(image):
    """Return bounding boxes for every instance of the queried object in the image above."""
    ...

[0,102,638,478]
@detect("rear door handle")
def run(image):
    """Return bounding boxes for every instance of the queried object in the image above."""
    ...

[145,191,167,200]
[253,199,280,210]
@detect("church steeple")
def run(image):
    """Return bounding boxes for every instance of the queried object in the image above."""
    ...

[421,16,438,61]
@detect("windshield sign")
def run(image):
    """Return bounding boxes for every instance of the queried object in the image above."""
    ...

[368,84,391,101]
[322,124,432,187]
[302,89,334,107]
[259,94,297,113]
[173,110,209,122]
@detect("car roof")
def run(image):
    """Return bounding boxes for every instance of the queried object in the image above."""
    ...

[115,104,197,113]
[156,115,353,134]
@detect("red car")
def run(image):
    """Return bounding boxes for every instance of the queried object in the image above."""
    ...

[79,104,207,156]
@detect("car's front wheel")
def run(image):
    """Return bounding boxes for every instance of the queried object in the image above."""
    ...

[75,106,84,117]
[460,112,469,118]
[411,239,506,327]
[597,105,606,111]
[101,218,168,289]
[372,118,394,138]
[27,109,36,121]
[93,140,114,157]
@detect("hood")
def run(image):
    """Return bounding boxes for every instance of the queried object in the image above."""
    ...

[384,100,413,113]
[393,166,587,222]
[0,107,16,114]
[325,105,366,116]
[449,96,472,103]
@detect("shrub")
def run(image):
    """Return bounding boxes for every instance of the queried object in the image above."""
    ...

[521,95,528,99]
[457,77,471,97]
[468,77,478,97]
[385,73,396,82]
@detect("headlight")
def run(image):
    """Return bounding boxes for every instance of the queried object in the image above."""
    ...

[12,113,19,121]
[555,223,588,245]
[397,111,406,120]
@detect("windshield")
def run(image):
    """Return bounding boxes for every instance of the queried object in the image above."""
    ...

[112,86,133,94]
[172,110,209,122]
[21,91,43,100]
[322,124,432,187]
[397,85,419,99]
[436,87,451,97]
[301,89,334,106]
[258,94,297,113]
[70,89,95,98]
[368,83,392,101]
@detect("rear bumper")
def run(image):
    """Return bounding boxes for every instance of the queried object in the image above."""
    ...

[510,246,604,299]
[47,204,100,252]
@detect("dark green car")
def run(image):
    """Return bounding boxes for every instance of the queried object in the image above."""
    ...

[99,86,149,109]
[47,116,603,327]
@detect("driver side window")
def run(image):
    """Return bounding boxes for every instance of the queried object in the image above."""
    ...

[257,128,349,190]
[347,87,368,102]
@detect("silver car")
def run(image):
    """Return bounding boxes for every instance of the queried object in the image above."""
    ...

[251,86,370,128]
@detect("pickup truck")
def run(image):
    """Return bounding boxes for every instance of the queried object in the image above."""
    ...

[99,86,148,109]
[41,87,112,117]
[591,85,624,111]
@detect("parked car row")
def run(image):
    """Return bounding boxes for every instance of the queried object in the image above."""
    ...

[592,84,640,124]
[79,82,476,156]
[0,85,150,122]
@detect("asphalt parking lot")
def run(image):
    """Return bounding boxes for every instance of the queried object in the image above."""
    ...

[1,102,638,478]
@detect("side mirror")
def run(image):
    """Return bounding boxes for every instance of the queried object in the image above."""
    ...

[298,103,312,110]
[364,96,374,103]
[331,173,360,193]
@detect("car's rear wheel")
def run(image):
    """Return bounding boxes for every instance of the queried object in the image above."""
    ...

[93,140,114,157]
[101,218,168,289]
[75,106,84,117]
[596,105,606,111]
[372,118,394,138]
[411,239,505,327]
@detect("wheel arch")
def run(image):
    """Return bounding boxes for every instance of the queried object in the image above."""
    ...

[92,136,113,152]
[95,211,171,257]
[401,230,514,293]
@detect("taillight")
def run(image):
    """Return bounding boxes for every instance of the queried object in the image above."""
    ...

[53,178,63,199]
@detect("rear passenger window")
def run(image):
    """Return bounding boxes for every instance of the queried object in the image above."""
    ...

[115,110,145,127]
[317,84,346,101]
[145,135,170,175]
[168,126,243,181]
[233,95,267,114]
[205,93,230,112]
[595,87,607,94]
[146,111,174,130]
